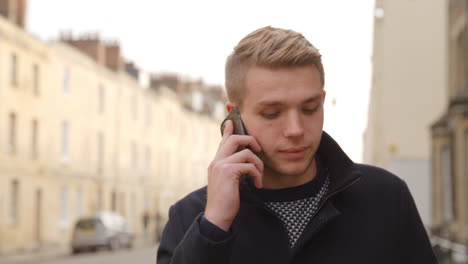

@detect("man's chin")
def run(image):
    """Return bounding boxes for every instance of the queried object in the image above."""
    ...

[260,152,316,177]
[268,161,313,177]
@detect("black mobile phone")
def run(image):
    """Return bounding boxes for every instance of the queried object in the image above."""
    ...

[220,107,253,187]
[220,107,248,139]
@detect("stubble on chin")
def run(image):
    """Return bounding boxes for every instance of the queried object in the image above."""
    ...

[258,150,316,180]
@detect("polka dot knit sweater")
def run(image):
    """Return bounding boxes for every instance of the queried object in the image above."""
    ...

[256,161,329,248]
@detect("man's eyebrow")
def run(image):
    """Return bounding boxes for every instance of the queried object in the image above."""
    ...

[257,100,284,106]
[303,95,322,104]
[257,95,322,106]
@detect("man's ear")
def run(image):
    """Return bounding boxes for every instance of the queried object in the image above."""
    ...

[322,90,327,103]
[226,102,236,113]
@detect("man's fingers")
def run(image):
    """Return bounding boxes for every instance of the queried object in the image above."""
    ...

[223,149,264,173]
[233,163,263,189]
[217,135,262,159]
[220,120,233,145]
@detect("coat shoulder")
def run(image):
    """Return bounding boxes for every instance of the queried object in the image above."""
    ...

[170,186,207,219]
[351,164,409,198]
[356,163,406,186]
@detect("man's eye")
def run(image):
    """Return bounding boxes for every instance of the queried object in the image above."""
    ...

[303,107,319,114]
[262,112,279,119]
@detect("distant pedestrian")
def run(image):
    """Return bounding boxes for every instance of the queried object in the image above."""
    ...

[142,211,149,241]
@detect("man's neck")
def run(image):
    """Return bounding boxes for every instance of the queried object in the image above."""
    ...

[262,158,317,190]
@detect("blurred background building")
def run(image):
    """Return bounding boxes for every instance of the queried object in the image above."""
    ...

[366,0,468,262]
[364,0,447,228]
[0,0,225,254]
[1,0,467,262]
[431,0,468,262]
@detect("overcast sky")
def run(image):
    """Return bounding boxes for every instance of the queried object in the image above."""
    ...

[26,0,375,162]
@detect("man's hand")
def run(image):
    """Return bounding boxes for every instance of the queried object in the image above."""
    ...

[204,120,264,231]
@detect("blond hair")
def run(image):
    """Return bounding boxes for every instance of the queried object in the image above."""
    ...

[225,26,324,106]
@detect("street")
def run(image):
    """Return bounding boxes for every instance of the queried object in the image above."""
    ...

[41,246,156,264]
[1,246,157,264]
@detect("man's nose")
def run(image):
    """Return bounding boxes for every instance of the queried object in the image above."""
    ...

[283,111,304,137]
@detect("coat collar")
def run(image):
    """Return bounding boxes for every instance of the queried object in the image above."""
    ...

[316,131,362,196]
[240,131,362,205]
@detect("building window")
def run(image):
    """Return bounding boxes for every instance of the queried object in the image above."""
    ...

[32,64,39,95]
[97,132,104,173]
[8,112,17,154]
[131,142,138,173]
[76,189,83,218]
[441,147,455,222]
[111,191,117,211]
[97,190,103,211]
[98,85,105,114]
[31,119,38,159]
[60,187,68,226]
[144,146,151,176]
[10,53,18,87]
[63,67,70,95]
[145,101,151,128]
[61,121,69,162]
[9,180,19,225]
[132,94,138,121]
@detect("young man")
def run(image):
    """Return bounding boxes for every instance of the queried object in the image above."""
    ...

[157,26,436,263]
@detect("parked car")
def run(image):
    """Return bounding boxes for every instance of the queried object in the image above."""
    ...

[71,211,134,254]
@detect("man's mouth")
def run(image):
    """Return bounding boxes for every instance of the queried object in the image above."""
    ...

[278,146,309,160]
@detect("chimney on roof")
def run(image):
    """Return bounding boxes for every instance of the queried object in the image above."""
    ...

[62,34,107,65]
[0,0,27,28]
[61,34,123,71]
[105,43,123,71]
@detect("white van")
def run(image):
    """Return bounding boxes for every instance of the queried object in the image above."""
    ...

[71,211,134,254]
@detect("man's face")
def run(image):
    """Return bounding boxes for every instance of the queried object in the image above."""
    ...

[232,65,325,183]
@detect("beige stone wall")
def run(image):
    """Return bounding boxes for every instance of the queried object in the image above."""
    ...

[365,0,448,166]
[0,15,220,253]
